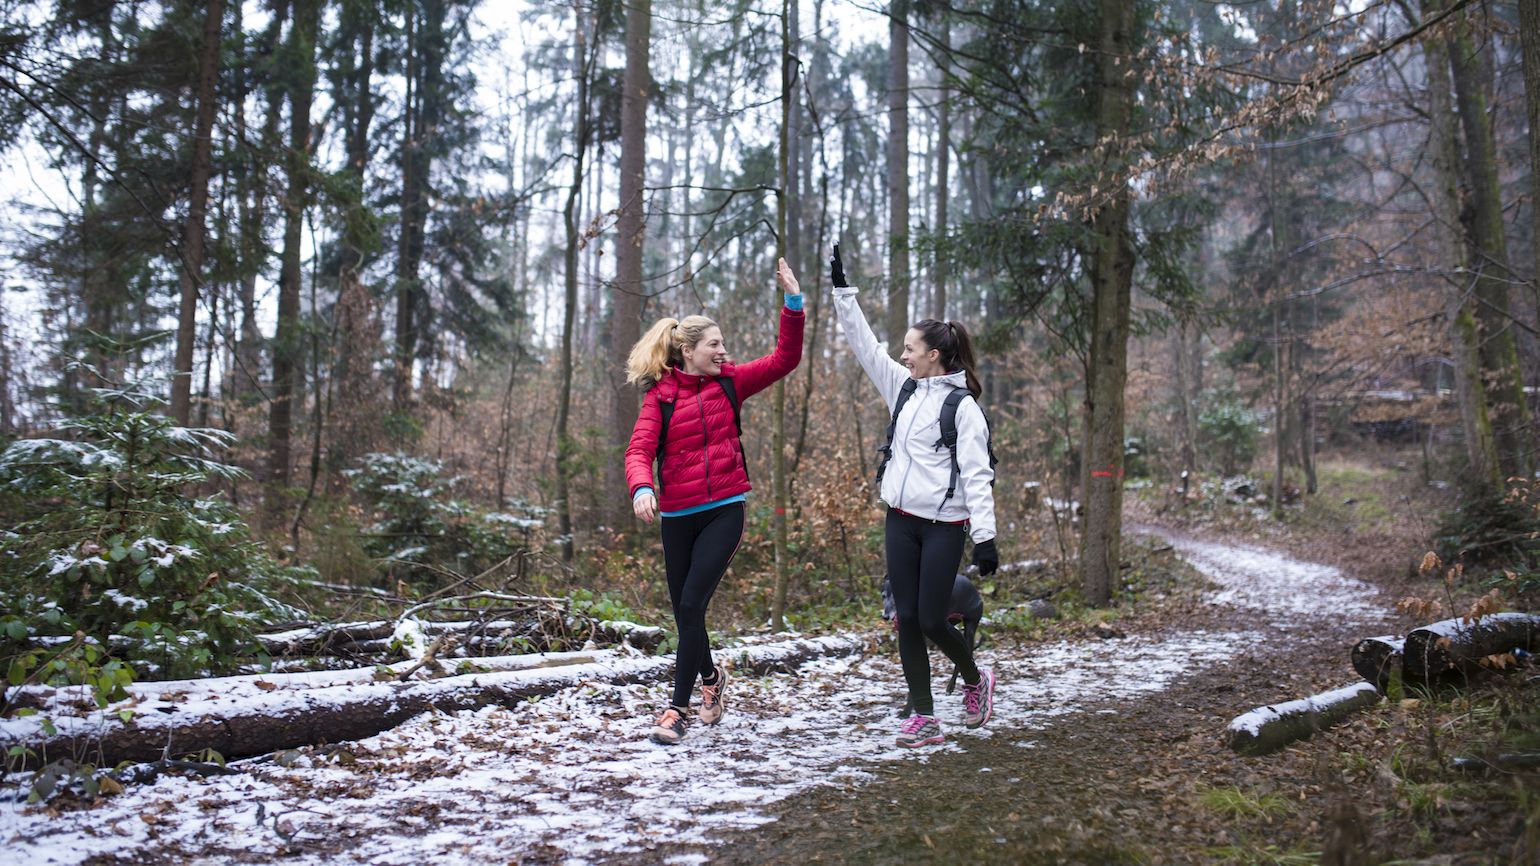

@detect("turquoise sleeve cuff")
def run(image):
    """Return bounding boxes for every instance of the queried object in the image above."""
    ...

[784,294,804,311]
[633,486,654,501]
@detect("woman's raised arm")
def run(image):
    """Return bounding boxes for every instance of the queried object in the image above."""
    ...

[829,244,907,406]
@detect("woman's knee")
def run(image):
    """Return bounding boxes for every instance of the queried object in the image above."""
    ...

[675,600,709,629]
[917,609,954,639]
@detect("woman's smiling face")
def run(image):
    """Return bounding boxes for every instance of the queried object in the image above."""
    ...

[682,326,727,376]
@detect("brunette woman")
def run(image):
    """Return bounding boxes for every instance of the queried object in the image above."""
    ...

[828,244,998,747]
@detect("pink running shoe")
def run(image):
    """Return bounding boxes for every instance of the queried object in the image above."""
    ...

[962,667,996,729]
[896,714,944,748]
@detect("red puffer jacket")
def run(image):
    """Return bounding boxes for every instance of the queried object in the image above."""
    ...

[625,307,805,512]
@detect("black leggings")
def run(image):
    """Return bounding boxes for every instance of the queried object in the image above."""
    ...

[886,508,980,716]
[660,502,745,708]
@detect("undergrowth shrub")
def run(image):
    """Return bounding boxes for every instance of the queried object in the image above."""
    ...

[1434,480,1540,588]
[0,360,305,709]
[345,451,547,590]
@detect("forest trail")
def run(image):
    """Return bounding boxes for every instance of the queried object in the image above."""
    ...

[4,530,1394,865]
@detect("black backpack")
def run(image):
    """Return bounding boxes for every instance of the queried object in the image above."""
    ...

[875,379,997,507]
[654,377,744,494]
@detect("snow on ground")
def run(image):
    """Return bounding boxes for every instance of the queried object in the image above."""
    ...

[1165,536,1392,628]
[2,535,1394,865]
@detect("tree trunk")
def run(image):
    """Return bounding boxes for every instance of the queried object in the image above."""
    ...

[171,0,225,426]
[609,0,651,529]
[1519,0,1540,317]
[558,3,594,563]
[329,7,380,477]
[769,0,795,631]
[1079,0,1136,608]
[1173,321,1198,472]
[1447,5,1533,480]
[933,20,950,321]
[393,1,447,411]
[266,0,320,524]
[885,0,910,353]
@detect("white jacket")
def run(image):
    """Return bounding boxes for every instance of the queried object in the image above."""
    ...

[832,286,996,543]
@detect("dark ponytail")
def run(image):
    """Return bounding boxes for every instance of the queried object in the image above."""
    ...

[913,318,982,398]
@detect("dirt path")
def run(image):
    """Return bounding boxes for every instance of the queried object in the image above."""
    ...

[3,530,1395,865]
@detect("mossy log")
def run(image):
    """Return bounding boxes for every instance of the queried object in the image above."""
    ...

[1227,682,1381,757]
[1403,612,1540,685]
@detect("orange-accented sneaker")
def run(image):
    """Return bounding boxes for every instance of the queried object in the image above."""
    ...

[650,706,688,745]
[698,664,729,725]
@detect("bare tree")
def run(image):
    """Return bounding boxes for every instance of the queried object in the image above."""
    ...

[609,0,651,528]
[171,0,225,425]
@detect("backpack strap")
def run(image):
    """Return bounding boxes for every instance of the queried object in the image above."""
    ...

[716,377,748,483]
[655,395,677,494]
[935,388,971,507]
[875,378,919,488]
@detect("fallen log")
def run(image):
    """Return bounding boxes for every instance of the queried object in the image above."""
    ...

[1,634,868,770]
[1350,635,1404,692]
[1227,682,1381,757]
[1403,612,1540,685]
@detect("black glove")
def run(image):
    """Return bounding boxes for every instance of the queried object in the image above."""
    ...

[830,243,849,288]
[972,538,999,577]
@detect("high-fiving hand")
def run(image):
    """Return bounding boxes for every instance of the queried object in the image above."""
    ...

[776,257,799,295]
[830,243,849,288]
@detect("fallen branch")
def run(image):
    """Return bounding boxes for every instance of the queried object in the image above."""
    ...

[1,634,869,770]
[1227,682,1381,757]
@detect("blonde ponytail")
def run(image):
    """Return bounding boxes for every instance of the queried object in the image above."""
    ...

[625,314,719,389]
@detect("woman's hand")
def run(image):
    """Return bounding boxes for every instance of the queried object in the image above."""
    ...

[633,492,659,523]
[776,257,800,296]
[830,243,849,288]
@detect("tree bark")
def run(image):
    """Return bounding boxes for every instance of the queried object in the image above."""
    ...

[266,0,320,524]
[885,0,910,353]
[609,0,651,529]
[171,0,225,426]
[1447,5,1533,480]
[1079,0,1137,608]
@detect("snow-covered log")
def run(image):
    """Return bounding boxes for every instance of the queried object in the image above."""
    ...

[1350,635,1403,691]
[0,634,867,770]
[1227,682,1381,757]
[1402,612,1540,685]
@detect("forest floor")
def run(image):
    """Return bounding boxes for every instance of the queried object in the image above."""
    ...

[4,458,1538,865]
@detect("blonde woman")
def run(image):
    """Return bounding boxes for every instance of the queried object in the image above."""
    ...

[623,258,804,744]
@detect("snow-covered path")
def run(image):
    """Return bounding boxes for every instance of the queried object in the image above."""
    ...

[3,536,1393,865]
